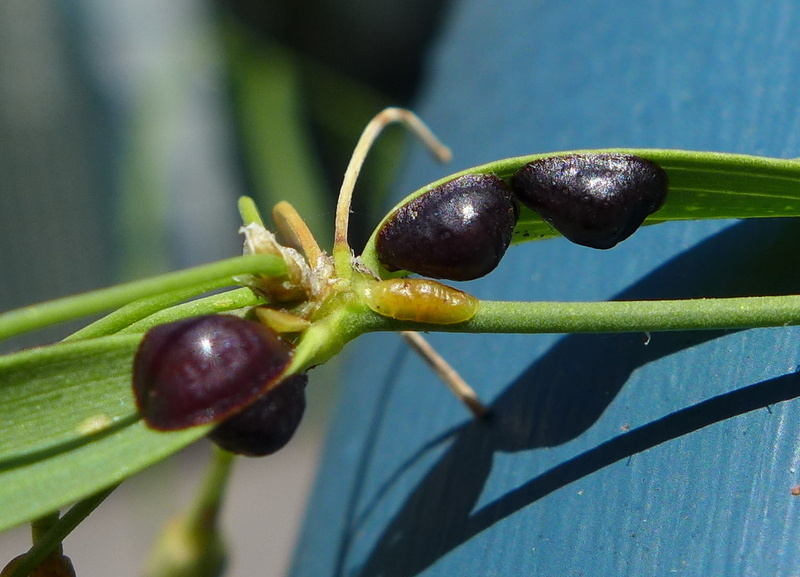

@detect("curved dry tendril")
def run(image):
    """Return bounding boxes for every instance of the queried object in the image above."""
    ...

[333,107,452,277]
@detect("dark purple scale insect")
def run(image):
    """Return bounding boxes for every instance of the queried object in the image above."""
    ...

[512,153,669,249]
[376,173,519,281]
[208,373,307,456]
[132,314,294,432]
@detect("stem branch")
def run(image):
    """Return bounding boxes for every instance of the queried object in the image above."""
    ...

[0,254,283,342]
[6,486,116,577]
[359,295,800,335]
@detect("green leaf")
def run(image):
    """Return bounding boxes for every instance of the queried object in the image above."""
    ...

[0,254,284,343]
[0,257,272,532]
[0,334,210,533]
[360,149,800,276]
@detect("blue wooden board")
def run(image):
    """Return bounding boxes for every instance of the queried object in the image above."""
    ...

[292,1,800,575]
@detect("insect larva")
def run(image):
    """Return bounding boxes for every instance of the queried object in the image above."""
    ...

[362,278,479,324]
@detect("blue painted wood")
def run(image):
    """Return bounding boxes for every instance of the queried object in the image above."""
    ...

[292,1,800,575]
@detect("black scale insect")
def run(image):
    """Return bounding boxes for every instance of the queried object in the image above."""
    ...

[376,173,518,281]
[132,315,306,456]
[376,152,669,279]
[132,152,668,456]
[512,154,669,250]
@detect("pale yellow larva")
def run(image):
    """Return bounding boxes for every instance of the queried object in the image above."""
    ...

[362,278,479,324]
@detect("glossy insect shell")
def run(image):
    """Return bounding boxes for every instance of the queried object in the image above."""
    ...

[132,315,293,431]
[512,153,669,249]
[208,373,308,457]
[376,173,518,281]
[363,278,479,324]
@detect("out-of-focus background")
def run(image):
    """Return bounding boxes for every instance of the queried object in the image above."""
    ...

[0,0,451,574]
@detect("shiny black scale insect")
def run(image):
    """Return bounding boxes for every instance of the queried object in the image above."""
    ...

[376,173,519,281]
[512,153,669,249]
[376,153,669,280]
[208,372,307,457]
[133,315,306,456]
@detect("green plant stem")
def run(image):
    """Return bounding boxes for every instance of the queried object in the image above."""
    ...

[0,254,284,342]
[356,295,800,335]
[141,447,235,577]
[118,288,260,334]
[187,446,236,530]
[237,196,264,227]
[66,277,238,341]
[7,486,116,577]
[29,514,59,547]
[468,296,800,333]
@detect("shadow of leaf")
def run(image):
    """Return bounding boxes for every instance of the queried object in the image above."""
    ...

[341,219,800,577]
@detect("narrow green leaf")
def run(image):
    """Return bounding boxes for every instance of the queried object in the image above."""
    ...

[66,277,238,342]
[0,336,209,532]
[360,150,800,276]
[0,254,284,343]
[117,287,260,335]
[0,279,267,531]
